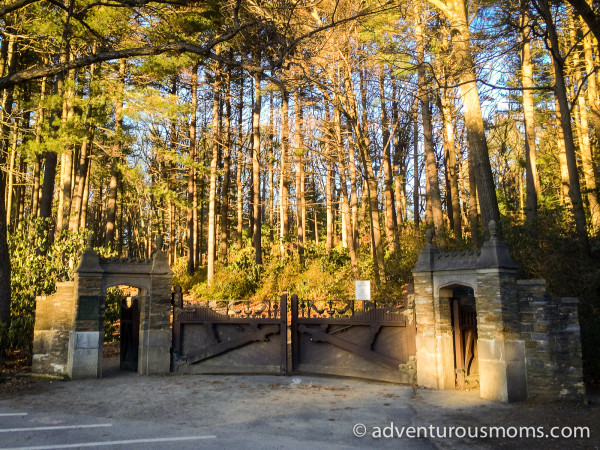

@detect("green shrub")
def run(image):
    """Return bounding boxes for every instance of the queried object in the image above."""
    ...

[8,219,86,353]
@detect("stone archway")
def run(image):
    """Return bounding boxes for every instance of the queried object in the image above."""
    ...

[32,238,173,379]
[412,222,585,402]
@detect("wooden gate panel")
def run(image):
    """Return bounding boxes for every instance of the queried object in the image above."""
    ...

[291,295,417,384]
[172,296,287,375]
[452,299,479,389]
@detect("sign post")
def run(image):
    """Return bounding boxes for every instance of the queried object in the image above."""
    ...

[355,280,371,301]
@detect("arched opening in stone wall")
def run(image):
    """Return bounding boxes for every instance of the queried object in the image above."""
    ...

[448,285,478,389]
[101,285,144,376]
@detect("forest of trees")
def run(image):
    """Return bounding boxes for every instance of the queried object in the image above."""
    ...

[1,0,600,375]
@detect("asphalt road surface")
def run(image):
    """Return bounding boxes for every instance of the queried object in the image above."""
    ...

[0,359,598,449]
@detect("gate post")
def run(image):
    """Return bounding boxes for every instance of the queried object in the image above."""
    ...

[69,242,104,379]
[476,222,525,402]
[288,294,298,375]
[412,230,447,389]
[138,239,173,375]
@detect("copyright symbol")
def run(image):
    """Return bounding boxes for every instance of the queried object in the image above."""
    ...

[353,423,367,437]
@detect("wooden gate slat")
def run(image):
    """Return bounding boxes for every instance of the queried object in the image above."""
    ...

[297,324,402,369]
[187,324,282,364]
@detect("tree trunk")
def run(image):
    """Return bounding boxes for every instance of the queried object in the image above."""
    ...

[533,0,588,240]
[582,18,600,147]
[207,67,220,285]
[413,98,420,227]
[325,107,333,255]
[236,81,244,250]
[187,62,199,274]
[104,59,126,248]
[220,69,232,262]
[70,63,97,233]
[379,65,397,249]
[356,65,384,281]
[349,132,359,250]
[80,159,91,231]
[521,13,541,225]
[442,0,501,236]
[440,87,462,240]
[0,33,15,326]
[56,67,76,233]
[268,91,275,243]
[468,143,480,245]
[279,89,290,256]
[31,76,47,219]
[6,116,18,229]
[252,70,262,265]
[334,98,358,273]
[568,13,600,234]
[294,89,305,264]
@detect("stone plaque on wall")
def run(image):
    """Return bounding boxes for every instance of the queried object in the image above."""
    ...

[77,296,99,320]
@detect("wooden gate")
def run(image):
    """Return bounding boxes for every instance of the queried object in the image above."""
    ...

[289,295,416,383]
[171,292,417,383]
[120,297,139,371]
[171,295,287,374]
[452,299,478,388]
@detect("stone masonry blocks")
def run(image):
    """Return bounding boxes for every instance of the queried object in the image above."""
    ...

[412,226,584,403]
[32,242,173,380]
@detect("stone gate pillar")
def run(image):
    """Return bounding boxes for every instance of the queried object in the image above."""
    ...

[138,240,173,374]
[412,230,454,389]
[69,241,104,379]
[475,222,526,402]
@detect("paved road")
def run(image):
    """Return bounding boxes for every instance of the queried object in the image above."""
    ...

[0,360,597,449]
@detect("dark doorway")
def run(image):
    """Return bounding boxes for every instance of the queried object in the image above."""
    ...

[120,296,140,371]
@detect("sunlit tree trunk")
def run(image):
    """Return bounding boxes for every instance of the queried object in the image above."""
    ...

[294,89,304,264]
[252,69,262,264]
[31,74,46,220]
[430,0,501,236]
[221,69,232,261]
[70,62,97,234]
[187,62,199,274]
[334,97,357,273]
[279,88,290,257]
[325,107,334,255]
[236,81,244,250]
[520,12,541,225]
[207,66,221,285]
[568,12,600,234]
[440,88,461,240]
[56,66,76,234]
[6,109,19,229]
[0,26,16,326]
[467,142,480,245]
[268,91,275,243]
[379,65,397,249]
[413,98,420,227]
[533,0,588,240]
[582,18,600,146]
[80,160,91,231]
[105,60,126,248]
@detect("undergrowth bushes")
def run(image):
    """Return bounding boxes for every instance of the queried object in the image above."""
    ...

[5,219,86,354]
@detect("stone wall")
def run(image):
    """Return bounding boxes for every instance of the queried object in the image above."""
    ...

[32,282,77,377]
[518,280,585,401]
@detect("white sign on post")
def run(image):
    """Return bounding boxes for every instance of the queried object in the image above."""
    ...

[355,280,371,301]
